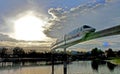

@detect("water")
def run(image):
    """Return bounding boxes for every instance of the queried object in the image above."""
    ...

[0,61,120,74]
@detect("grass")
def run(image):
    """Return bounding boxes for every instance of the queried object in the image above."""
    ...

[108,57,120,65]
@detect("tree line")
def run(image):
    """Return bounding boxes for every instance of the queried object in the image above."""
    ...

[0,47,120,62]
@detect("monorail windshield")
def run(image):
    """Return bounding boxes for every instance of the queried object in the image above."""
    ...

[83,25,91,28]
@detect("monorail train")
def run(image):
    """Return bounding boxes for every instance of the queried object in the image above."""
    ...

[52,25,96,47]
[65,25,96,41]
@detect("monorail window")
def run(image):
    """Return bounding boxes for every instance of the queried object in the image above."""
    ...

[83,25,91,28]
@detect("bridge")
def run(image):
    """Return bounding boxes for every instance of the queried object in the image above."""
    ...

[51,25,120,50]
[51,25,120,74]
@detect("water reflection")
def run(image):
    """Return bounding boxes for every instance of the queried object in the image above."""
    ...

[91,60,99,71]
[0,61,119,74]
[91,60,117,71]
[107,62,117,71]
[0,61,52,70]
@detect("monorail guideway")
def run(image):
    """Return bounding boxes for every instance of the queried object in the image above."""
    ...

[51,25,120,74]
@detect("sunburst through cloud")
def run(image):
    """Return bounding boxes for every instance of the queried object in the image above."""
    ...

[12,11,52,41]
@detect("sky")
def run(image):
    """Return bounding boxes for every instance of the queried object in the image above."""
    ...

[0,0,120,51]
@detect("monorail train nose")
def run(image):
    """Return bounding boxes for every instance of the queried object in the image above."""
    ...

[91,28,96,32]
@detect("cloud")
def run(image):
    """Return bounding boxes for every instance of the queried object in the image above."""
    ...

[47,0,120,37]
[0,33,53,49]
[48,8,65,19]
[46,0,104,37]
[0,0,120,50]
[0,33,16,41]
[46,0,120,50]
[0,0,32,35]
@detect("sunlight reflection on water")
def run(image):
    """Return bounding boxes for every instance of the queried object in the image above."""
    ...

[0,61,120,74]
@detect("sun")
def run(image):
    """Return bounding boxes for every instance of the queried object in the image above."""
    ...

[13,13,50,41]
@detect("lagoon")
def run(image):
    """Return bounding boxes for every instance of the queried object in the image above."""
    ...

[0,61,119,74]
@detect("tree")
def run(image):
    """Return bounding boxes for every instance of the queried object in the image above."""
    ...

[91,48,104,58]
[117,50,120,57]
[13,47,25,57]
[28,50,37,58]
[91,48,98,57]
[97,49,104,56]
[105,48,115,57]
[1,47,8,58]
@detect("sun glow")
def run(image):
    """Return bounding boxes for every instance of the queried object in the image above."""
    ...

[14,13,50,41]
